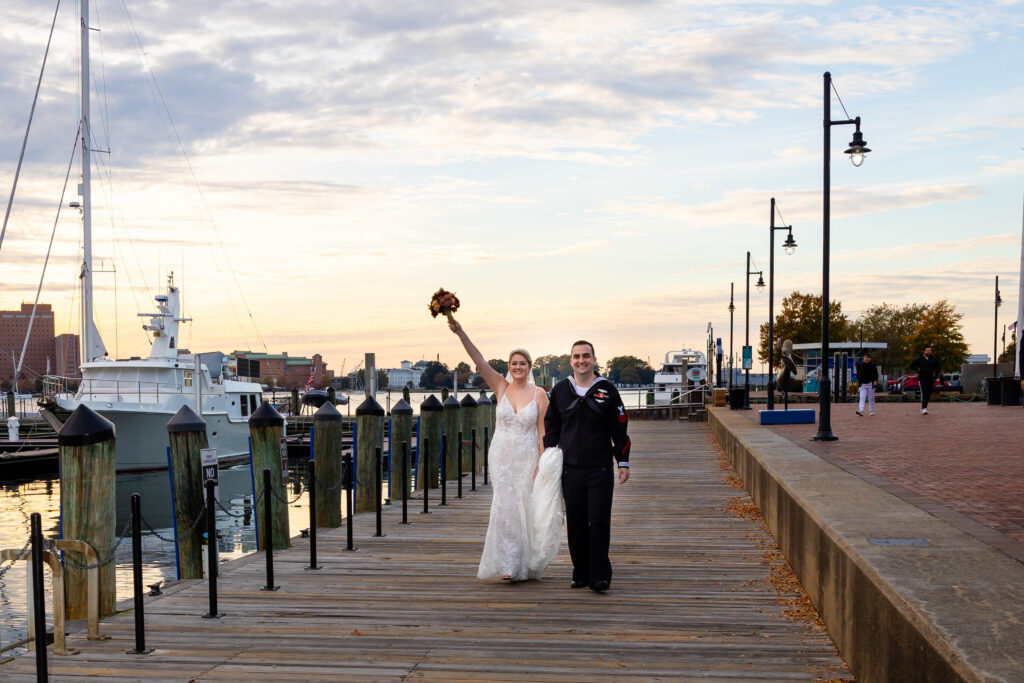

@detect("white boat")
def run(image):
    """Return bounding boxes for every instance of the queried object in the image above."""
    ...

[652,349,708,405]
[46,277,262,472]
[34,0,260,472]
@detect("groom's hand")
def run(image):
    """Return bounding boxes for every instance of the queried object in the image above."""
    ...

[618,467,629,484]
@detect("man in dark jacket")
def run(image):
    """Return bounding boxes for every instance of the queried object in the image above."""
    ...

[544,340,630,592]
[855,351,879,416]
[909,346,941,415]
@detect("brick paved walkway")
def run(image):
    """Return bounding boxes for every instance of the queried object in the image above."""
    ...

[738,401,1024,562]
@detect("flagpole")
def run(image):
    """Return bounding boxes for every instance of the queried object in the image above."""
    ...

[1016,192,1024,378]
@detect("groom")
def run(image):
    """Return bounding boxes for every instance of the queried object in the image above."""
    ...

[544,340,630,592]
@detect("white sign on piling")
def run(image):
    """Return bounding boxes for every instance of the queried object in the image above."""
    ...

[278,437,289,481]
[200,448,218,499]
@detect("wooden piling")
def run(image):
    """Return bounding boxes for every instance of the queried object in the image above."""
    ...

[390,399,413,502]
[313,401,344,528]
[355,395,384,513]
[291,388,300,415]
[249,402,290,550]
[5,390,14,419]
[166,404,208,579]
[327,386,337,405]
[442,394,460,480]
[57,405,116,619]
[459,394,477,474]
[417,395,443,490]
[476,392,491,474]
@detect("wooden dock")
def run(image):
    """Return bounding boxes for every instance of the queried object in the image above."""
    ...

[2,422,851,681]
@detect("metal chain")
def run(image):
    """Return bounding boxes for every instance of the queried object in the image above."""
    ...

[140,498,208,543]
[48,519,132,571]
[0,536,32,583]
[269,475,306,505]
[308,467,348,492]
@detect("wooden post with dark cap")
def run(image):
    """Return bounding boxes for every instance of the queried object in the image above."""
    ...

[166,404,208,579]
[313,401,344,528]
[442,394,461,481]
[389,399,413,502]
[58,404,116,618]
[249,402,290,550]
[417,395,443,490]
[355,394,384,513]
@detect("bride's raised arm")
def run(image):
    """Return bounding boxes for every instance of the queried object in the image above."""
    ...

[448,316,507,396]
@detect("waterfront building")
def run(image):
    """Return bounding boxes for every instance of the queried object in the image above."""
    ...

[0,303,56,381]
[54,333,81,379]
[385,360,423,389]
[233,350,333,389]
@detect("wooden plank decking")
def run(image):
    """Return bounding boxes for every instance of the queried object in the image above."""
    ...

[2,422,851,681]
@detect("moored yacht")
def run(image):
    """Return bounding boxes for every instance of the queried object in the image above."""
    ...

[652,349,707,405]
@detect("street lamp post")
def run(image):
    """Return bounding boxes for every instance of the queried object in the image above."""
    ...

[814,71,870,442]
[994,276,1002,377]
[767,197,796,411]
[729,283,735,390]
[745,251,765,410]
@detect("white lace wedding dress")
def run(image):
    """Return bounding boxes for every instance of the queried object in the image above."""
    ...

[477,393,564,580]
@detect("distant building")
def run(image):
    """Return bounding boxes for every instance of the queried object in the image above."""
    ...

[385,360,423,389]
[54,333,81,379]
[0,303,56,381]
[233,350,333,389]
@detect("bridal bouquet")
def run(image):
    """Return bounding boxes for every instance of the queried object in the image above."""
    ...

[429,287,461,320]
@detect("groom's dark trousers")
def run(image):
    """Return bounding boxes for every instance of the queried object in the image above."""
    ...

[562,465,614,584]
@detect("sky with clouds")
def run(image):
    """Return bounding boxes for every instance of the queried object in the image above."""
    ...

[1,0,1022,373]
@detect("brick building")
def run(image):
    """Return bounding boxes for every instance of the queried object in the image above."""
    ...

[233,351,333,389]
[0,303,56,381]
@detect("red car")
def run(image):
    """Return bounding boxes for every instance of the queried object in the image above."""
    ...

[889,375,944,394]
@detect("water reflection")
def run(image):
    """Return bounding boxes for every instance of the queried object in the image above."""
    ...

[0,459,314,652]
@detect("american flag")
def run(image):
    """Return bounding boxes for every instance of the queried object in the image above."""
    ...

[305,368,315,391]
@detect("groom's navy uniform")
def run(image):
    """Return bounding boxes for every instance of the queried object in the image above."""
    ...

[544,376,630,589]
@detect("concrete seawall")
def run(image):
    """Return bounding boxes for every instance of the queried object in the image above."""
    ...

[709,406,1024,682]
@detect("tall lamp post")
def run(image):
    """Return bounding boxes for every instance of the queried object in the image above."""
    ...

[728,284,735,390]
[814,71,870,441]
[994,276,1002,377]
[767,197,796,410]
[745,251,765,409]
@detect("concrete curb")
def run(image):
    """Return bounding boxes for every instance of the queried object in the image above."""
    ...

[709,407,1024,683]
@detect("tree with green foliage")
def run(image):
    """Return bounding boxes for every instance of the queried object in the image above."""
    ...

[534,354,571,382]
[605,355,655,385]
[455,361,471,386]
[758,291,850,364]
[854,302,929,374]
[998,335,1016,364]
[905,299,969,372]
[418,361,451,390]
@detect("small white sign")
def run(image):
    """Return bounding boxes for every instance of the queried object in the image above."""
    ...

[686,367,707,382]
[200,448,219,499]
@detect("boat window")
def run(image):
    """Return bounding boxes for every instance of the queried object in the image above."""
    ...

[240,396,249,417]
[249,394,258,413]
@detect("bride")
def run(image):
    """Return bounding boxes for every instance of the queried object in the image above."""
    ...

[449,317,564,581]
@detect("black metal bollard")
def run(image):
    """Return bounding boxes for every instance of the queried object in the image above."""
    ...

[343,453,356,550]
[261,469,279,591]
[202,480,221,618]
[401,441,409,524]
[421,437,430,515]
[307,458,320,571]
[30,512,47,680]
[470,428,477,492]
[374,447,385,537]
[440,434,447,506]
[483,426,490,486]
[457,430,463,499]
[127,493,152,654]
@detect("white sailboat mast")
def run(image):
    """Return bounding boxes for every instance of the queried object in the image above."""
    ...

[79,0,106,363]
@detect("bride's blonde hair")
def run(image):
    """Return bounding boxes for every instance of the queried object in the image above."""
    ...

[508,348,532,366]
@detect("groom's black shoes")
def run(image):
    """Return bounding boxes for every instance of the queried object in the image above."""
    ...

[590,579,610,592]
[570,579,588,589]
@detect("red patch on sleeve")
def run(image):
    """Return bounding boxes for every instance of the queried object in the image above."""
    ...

[618,414,627,423]
[621,438,631,455]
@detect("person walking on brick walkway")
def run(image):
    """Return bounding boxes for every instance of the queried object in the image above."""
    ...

[910,346,941,415]
[855,351,879,416]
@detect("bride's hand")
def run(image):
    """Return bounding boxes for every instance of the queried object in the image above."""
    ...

[447,316,463,334]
